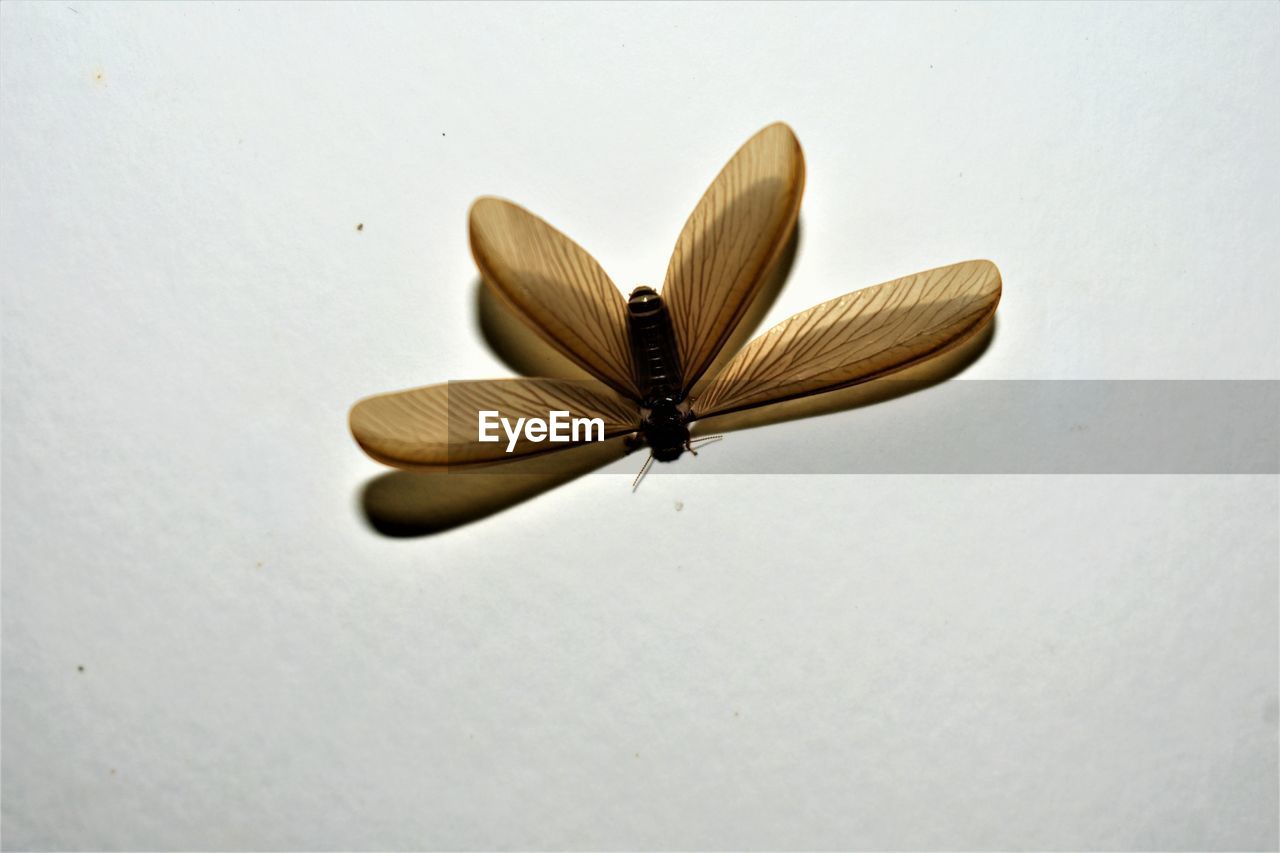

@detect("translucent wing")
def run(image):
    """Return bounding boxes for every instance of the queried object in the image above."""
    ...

[662,122,805,395]
[350,378,638,469]
[692,260,1001,418]
[470,198,640,399]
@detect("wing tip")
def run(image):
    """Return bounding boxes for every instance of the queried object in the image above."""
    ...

[957,259,1002,324]
[970,258,1003,303]
[940,258,1002,302]
[971,257,1001,275]
[756,121,803,160]
[468,196,527,274]
[468,195,516,236]
[349,396,389,459]
[754,121,806,198]
[469,195,513,216]
[758,120,799,142]
[349,392,447,470]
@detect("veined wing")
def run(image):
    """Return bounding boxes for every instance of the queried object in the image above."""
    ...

[662,122,805,395]
[350,378,639,469]
[470,198,640,399]
[692,260,1001,418]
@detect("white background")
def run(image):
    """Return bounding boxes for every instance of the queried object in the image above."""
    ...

[2,2,1277,850]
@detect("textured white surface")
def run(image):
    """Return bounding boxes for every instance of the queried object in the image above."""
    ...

[2,2,1277,850]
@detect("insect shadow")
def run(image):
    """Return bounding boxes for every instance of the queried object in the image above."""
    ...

[358,222,996,536]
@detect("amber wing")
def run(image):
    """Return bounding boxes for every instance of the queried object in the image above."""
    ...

[470,198,640,400]
[692,260,1002,418]
[350,378,639,469]
[662,122,805,395]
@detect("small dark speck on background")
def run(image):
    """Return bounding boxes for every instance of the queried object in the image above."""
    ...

[674,500,684,511]
[356,223,363,232]
[77,665,84,672]
[442,132,446,137]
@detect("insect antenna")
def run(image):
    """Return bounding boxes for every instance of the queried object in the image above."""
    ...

[683,434,724,456]
[631,453,655,492]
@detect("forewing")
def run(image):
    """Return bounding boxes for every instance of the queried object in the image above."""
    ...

[692,260,1001,418]
[470,198,639,399]
[662,122,805,394]
[350,378,638,469]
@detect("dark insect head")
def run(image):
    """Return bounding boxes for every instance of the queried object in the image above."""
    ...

[640,395,690,462]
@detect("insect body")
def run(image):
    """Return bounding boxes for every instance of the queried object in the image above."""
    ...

[626,285,692,462]
[349,123,1001,477]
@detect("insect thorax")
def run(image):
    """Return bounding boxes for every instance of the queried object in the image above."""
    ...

[641,397,690,461]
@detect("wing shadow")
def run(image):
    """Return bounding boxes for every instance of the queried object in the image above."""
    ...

[360,436,632,537]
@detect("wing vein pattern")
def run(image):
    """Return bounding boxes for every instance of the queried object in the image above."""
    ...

[470,198,639,399]
[350,378,638,469]
[692,260,1001,418]
[662,122,805,394]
